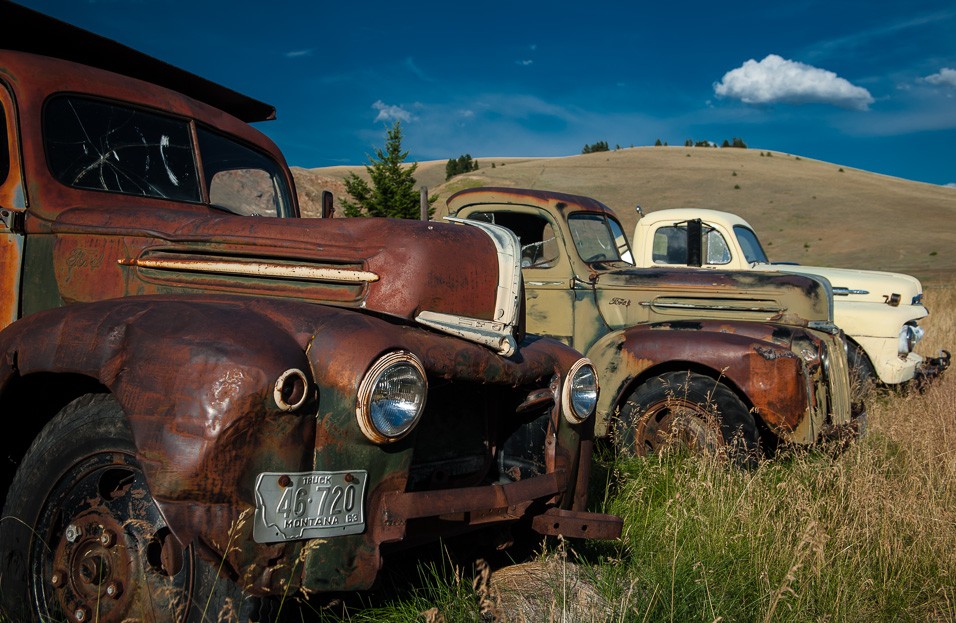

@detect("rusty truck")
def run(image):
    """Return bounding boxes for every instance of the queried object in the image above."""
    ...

[0,5,620,621]
[445,187,861,462]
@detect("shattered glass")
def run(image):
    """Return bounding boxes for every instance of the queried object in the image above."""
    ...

[43,96,200,201]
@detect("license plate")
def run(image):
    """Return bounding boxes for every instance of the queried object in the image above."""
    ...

[253,470,367,543]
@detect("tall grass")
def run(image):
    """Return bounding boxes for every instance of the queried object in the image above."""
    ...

[358,283,956,622]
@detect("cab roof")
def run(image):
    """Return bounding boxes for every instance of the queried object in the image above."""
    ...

[0,1,275,123]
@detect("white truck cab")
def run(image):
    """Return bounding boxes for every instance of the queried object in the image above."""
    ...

[633,208,949,387]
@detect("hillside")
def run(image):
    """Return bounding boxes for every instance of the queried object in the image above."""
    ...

[292,147,956,284]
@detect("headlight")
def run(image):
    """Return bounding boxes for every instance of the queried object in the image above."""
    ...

[898,323,925,356]
[562,359,598,424]
[356,351,427,443]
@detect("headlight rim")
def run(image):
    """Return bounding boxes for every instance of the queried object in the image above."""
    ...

[562,358,599,425]
[356,350,428,444]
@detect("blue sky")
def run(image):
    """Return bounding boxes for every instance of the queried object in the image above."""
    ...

[20,0,956,187]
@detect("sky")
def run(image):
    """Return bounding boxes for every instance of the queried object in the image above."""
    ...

[18,0,956,187]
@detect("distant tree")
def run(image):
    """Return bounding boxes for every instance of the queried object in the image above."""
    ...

[654,138,663,146]
[722,139,731,148]
[684,139,693,147]
[445,153,479,180]
[342,121,431,219]
[731,137,747,148]
[615,144,621,150]
[582,140,609,154]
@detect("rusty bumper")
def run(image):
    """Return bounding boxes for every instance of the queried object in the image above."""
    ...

[378,470,622,542]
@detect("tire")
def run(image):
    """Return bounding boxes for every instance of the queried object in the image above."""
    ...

[846,341,877,401]
[614,371,761,467]
[0,394,249,623]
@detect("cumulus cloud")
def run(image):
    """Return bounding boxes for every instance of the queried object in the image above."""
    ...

[946,182,956,189]
[714,54,874,110]
[924,68,956,88]
[372,101,412,123]
[284,49,313,58]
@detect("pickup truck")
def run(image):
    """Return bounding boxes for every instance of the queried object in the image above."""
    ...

[0,5,619,622]
[445,187,859,464]
[631,208,950,387]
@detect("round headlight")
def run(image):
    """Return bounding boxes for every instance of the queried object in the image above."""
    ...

[562,359,598,424]
[898,324,925,356]
[356,351,427,443]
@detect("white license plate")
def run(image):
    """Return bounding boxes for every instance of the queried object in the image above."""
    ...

[253,470,367,543]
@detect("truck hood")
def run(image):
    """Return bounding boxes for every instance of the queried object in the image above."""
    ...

[592,265,834,330]
[756,263,923,306]
[48,206,523,355]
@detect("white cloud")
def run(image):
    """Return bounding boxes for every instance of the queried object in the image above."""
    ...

[517,59,533,66]
[372,101,412,123]
[714,54,874,110]
[285,50,313,59]
[945,182,956,189]
[924,68,956,88]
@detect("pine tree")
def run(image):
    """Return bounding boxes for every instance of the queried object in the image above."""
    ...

[342,122,430,219]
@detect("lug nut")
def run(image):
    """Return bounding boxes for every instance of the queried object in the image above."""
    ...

[74,606,90,622]
[106,580,123,599]
[65,524,82,543]
[51,571,64,587]
[100,529,116,548]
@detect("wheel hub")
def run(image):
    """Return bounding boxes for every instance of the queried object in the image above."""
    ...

[636,398,724,456]
[52,512,133,619]
[34,454,193,622]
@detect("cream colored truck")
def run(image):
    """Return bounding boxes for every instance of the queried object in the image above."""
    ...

[632,208,950,387]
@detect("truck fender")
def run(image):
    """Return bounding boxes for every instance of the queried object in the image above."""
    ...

[0,296,324,580]
[587,322,809,438]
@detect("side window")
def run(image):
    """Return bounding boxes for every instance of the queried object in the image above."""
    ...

[704,230,731,264]
[43,96,200,201]
[652,226,687,264]
[197,126,290,217]
[652,225,731,265]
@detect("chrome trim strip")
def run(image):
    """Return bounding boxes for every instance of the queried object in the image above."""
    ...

[639,301,785,313]
[832,287,869,296]
[120,257,379,283]
[415,311,517,357]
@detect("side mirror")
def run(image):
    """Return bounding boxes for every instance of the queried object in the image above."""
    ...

[321,191,334,218]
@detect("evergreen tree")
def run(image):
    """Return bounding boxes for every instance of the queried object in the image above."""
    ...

[654,138,663,146]
[342,122,430,219]
[444,154,479,180]
[582,140,609,154]
[731,137,748,148]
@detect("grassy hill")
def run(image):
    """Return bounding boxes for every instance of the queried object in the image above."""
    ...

[292,147,956,285]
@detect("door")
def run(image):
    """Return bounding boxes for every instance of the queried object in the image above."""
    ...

[0,82,26,330]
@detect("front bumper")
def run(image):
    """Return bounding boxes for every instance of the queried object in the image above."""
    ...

[915,349,951,387]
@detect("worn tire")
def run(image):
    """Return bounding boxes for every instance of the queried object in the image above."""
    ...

[614,371,761,467]
[0,394,252,623]
[846,341,877,401]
